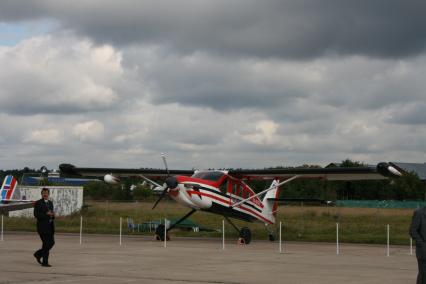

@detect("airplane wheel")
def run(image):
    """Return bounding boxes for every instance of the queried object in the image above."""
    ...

[239,227,252,245]
[269,234,275,242]
[155,224,168,241]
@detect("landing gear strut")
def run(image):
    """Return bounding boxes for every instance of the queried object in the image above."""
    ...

[224,216,252,245]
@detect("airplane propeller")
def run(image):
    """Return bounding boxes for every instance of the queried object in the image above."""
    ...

[152,153,176,210]
[152,176,178,209]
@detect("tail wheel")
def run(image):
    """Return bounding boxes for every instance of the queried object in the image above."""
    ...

[239,227,252,245]
[155,224,169,241]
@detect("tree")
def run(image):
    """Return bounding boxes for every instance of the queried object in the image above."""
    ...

[132,184,154,200]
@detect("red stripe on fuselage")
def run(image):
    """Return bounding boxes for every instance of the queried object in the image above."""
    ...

[186,190,273,224]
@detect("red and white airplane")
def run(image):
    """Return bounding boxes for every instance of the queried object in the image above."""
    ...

[59,159,402,244]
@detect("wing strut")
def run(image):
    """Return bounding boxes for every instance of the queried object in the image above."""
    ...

[230,175,301,208]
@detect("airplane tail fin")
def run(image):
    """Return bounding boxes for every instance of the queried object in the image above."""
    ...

[261,179,280,224]
[0,175,20,202]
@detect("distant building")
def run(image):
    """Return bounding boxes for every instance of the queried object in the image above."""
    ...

[22,170,99,186]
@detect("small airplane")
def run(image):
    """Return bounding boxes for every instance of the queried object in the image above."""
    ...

[59,158,402,244]
[0,175,35,214]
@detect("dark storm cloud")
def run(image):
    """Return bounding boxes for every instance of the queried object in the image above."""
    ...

[388,103,426,125]
[1,0,426,59]
[0,0,46,21]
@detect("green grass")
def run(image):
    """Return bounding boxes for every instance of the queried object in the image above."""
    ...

[2,201,414,245]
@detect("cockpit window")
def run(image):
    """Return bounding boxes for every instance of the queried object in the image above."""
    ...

[191,171,224,181]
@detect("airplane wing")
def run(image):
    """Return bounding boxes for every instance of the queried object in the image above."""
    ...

[59,163,194,178]
[60,162,402,181]
[228,162,402,181]
[0,201,34,214]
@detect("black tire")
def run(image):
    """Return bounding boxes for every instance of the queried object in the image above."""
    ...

[239,227,252,245]
[155,224,166,241]
[268,234,275,242]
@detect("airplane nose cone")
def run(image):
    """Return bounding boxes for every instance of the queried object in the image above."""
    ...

[165,176,178,189]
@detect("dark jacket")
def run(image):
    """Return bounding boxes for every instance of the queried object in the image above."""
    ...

[410,208,426,259]
[33,199,55,234]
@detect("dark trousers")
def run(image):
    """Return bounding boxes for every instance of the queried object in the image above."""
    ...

[34,232,55,264]
[417,258,426,284]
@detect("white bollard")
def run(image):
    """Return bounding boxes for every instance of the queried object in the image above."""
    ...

[79,216,83,245]
[119,217,122,246]
[164,218,167,248]
[387,224,390,257]
[410,238,413,256]
[336,222,339,255]
[279,221,282,253]
[1,215,3,242]
[222,220,225,250]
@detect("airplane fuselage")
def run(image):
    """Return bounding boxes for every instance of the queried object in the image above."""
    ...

[167,172,273,224]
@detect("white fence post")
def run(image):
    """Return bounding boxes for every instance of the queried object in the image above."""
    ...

[336,222,339,255]
[387,224,390,257]
[222,219,225,250]
[1,215,3,242]
[79,216,83,245]
[279,221,282,253]
[119,217,122,246]
[164,218,167,248]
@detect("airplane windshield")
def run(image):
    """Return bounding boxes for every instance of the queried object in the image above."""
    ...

[191,171,224,182]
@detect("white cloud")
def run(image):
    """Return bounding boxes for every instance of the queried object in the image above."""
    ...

[242,120,280,146]
[72,120,105,143]
[23,128,62,145]
[0,34,122,115]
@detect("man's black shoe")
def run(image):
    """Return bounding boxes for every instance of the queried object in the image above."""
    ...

[33,253,42,264]
[41,263,52,267]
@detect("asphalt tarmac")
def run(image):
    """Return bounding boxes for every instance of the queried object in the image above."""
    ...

[0,232,417,283]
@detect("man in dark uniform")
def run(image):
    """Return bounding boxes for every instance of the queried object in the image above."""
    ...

[33,188,55,267]
[410,207,426,284]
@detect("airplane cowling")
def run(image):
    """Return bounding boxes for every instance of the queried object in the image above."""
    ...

[104,174,120,184]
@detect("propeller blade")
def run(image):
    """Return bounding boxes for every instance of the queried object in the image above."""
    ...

[161,153,170,176]
[152,154,175,210]
[152,187,168,209]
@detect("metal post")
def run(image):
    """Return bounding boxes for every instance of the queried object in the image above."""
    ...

[119,217,122,246]
[164,218,167,248]
[279,221,282,253]
[1,215,3,242]
[222,219,225,250]
[410,238,413,256]
[336,222,339,255]
[79,216,83,245]
[387,224,390,257]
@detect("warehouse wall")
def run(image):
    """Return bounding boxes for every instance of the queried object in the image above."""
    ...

[9,186,83,217]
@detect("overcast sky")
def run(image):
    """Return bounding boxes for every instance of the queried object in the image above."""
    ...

[1,0,426,170]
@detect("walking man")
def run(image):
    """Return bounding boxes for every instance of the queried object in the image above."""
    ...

[33,188,55,267]
[410,207,426,283]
